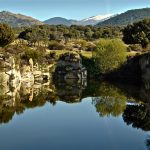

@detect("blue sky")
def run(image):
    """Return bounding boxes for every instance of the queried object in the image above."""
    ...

[0,0,150,21]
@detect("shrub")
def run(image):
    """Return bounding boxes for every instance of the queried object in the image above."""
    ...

[127,44,142,52]
[4,44,25,54]
[45,52,57,61]
[59,52,80,62]
[93,39,127,74]
[86,42,96,51]
[72,39,87,50]
[22,48,44,63]
[48,41,65,50]
[0,24,14,47]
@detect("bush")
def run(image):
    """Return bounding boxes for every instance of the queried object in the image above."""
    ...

[22,48,44,63]
[0,24,14,47]
[45,52,57,61]
[4,44,26,54]
[48,41,65,50]
[59,52,80,62]
[93,39,127,74]
[86,42,96,51]
[72,39,87,50]
[127,44,143,52]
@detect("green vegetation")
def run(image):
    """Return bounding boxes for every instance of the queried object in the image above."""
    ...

[48,41,65,50]
[123,18,150,48]
[93,39,127,74]
[0,18,149,79]
[22,48,45,63]
[17,25,122,44]
[0,23,14,47]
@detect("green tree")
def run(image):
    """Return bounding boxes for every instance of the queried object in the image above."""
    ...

[123,18,150,48]
[93,39,127,74]
[18,26,48,47]
[0,24,14,47]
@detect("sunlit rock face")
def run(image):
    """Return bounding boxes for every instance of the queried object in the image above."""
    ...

[0,55,51,88]
[21,61,34,83]
[0,56,21,88]
[54,52,87,80]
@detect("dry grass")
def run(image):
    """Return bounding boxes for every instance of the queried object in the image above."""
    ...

[47,49,92,58]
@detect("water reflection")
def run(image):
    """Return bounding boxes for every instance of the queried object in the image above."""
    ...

[146,136,150,150]
[0,79,149,125]
[123,104,150,131]
[92,82,128,117]
[1,79,150,149]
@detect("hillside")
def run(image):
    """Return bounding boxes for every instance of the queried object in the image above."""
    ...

[97,8,150,26]
[44,17,76,26]
[0,11,44,27]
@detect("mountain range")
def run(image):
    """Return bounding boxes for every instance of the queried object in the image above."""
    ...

[97,8,150,26]
[44,14,113,26]
[0,8,150,27]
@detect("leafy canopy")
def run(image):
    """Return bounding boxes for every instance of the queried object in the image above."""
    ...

[93,39,127,74]
[123,18,150,48]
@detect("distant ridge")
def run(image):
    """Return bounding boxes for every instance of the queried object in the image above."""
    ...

[44,17,75,26]
[44,14,113,26]
[97,8,150,26]
[0,11,44,27]
[1,8,150,27]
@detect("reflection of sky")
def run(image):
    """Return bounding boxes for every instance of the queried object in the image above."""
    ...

[0,0,150,20]
[0,98,147,150]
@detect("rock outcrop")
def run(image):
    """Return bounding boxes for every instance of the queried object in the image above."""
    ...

[54,52,87,80]
[0,55,51,88]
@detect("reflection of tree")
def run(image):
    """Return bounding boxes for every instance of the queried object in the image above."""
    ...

[146,135,150,150]
[92,82,127,117]
[140,83,150,103]
[0,108,15,124]
[123,104,150,131]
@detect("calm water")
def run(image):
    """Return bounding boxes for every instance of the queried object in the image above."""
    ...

[0,80,150,150]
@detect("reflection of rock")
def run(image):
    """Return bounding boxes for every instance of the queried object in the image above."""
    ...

[54,52,87,80]
[0,80,55,124]
[140,84,150,103]
[140,53,150,83]
[54,79,87,103]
